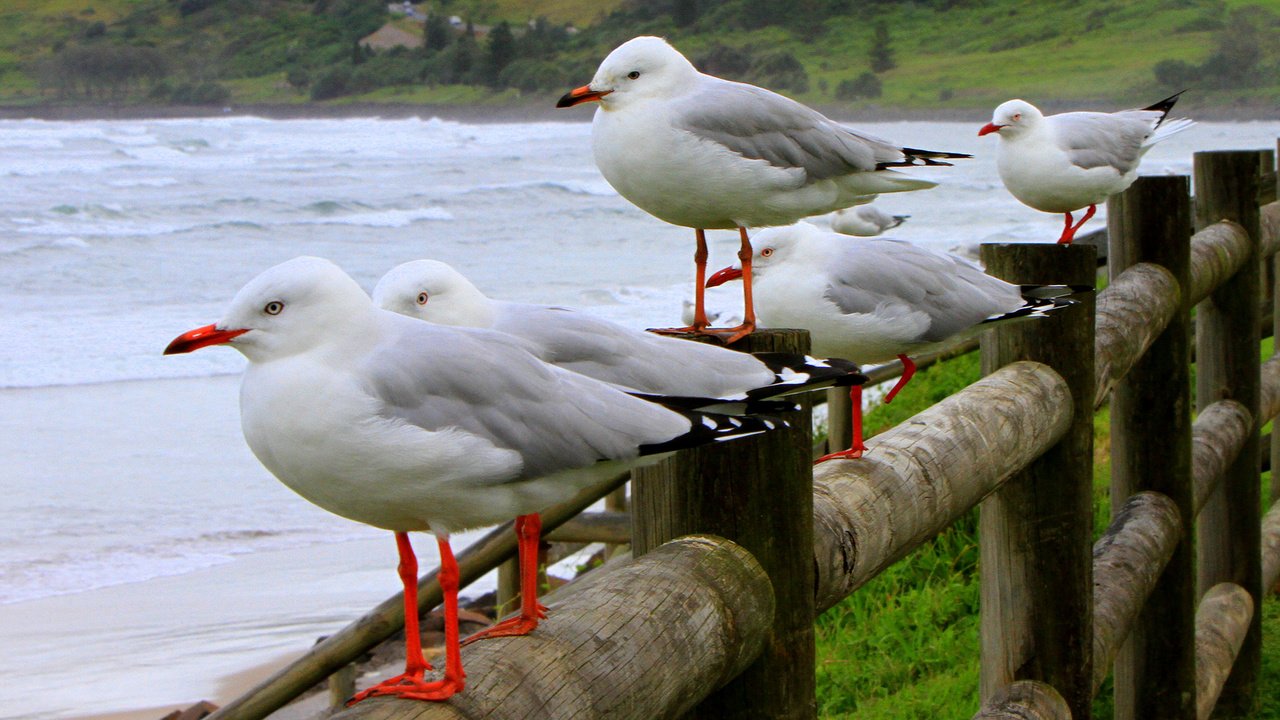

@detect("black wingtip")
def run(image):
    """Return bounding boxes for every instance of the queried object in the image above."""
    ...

[747,352,869,392]
[878,147,973,170]
[1143,90,1185,123]
[638,411,789,456]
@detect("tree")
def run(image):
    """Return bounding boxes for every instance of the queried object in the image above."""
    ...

[673,0,700,27]
[869,21,895,73]
[450,21,477,84]
[484,20,515,87]
[836,72,881,100]
[423,12,452,53]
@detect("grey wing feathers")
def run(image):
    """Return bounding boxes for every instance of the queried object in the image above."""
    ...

[361,321,688,481]
[1052,111,1158,172]
[677,79,909,182]
[822,239,1024,342]
[493,303,773,397]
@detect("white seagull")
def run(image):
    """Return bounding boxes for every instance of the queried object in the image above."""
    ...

[829,204,910,237]
[706,222,1080,461]
[979,92,1194,244]
[164,256,783,704]
[557,35,968,342]
[373,259,865,407]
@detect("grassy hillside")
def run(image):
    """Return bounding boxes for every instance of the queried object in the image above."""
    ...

[1,0,1276,114]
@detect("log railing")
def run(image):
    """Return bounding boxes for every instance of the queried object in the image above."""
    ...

[207,144,1280,720]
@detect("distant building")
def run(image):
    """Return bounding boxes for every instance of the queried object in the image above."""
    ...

[388,2,425,20]
[359,23,425,51]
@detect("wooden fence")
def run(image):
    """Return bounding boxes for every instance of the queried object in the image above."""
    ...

[206,143,1280,720]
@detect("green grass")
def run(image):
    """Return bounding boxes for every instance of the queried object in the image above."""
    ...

[0,0,1274,110]
[815,347,1280,718]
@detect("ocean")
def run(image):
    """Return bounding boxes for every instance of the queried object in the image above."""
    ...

[1,114,1277,718]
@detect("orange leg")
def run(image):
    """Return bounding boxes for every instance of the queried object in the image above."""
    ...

[652,229,715,336]
[1057,205,1096,245]
[815,384,867,463]
[883,354,916,403]
[720,227,758,344]
[348,533,465,705]
[462,514,547,645]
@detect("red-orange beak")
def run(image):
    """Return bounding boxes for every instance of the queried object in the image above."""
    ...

[706,266,744,288]
[164,324,249,355]
[978,122,1003,136]
[556,85,612,108]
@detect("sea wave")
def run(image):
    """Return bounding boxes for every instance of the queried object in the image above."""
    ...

[459,178,617,198]
[0,525,372,604]
[291,206,454,227]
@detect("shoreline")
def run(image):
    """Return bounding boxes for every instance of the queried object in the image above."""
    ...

[2,97,1276,124]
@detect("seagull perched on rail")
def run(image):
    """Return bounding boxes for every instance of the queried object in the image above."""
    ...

[557,35,969,342]
[373,259,866,403]
[707,223,1082,461]
[979,92,1194,244]
[163,256,785,704]
[372,258,863,634]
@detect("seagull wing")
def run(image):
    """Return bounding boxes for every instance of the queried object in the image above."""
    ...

[494,302,774,398]
[821,239,1024,343]
[1049,110,1161,174]
[361,317,691,481]
[675,78,909,182]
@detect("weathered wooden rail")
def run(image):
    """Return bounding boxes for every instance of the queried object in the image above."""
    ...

[206,144,1280,720]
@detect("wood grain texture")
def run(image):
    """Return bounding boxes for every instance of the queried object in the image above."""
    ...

[1188,222,1251,307]
[970,680,1071,720]
[1259,356,1280,426]
[1190,400,1254,518]
[632,328,815,720]
[1193,151,1265,716]
[1261,201,1280,258]
[1263,498,1280,592]
[1194,583,1255,720]
[1090,492,1183,694]
[979,243,1096,719]
[1105,175,1196,720]
[811,361,1072,613]
[1093,261,1180,410]
[334,536,773,720]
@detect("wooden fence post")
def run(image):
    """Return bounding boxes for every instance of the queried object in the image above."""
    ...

[1106,175,1195,719]
[632,328,815,720]
[978,243,1096,719]
[1193,150,1266,715]
[824,386,853,456]
[1270,142,1280,507]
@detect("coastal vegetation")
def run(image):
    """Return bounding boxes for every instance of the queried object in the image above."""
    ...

[0,0,1277,113]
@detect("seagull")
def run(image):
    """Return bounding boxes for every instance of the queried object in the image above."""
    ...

[979,92,1194,244]
[373,259,865,408]
[829,204,909,236]
[163,256,784,704]
[557,35,969,342]
[706,222,1080,461]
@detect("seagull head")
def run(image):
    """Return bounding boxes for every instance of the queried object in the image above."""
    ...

[979,99,1041,138]
[372,259,495,328]
[706,223,817,287]
[164,256,374,363]
[556,36,697,111]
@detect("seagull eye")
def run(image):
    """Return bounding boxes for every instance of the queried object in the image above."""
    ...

[416,292,429,305]
[1012,113,1021,121]
[761,247,774,257]
[263,301,284,315]
[627,71,640,80]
